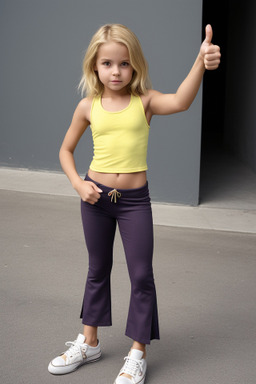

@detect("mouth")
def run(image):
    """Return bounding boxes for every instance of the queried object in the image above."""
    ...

[111,80,122,83]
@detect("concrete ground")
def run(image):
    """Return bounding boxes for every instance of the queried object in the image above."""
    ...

[1,169,256,384]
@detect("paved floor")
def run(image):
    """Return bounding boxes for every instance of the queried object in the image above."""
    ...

[1,189,256,384]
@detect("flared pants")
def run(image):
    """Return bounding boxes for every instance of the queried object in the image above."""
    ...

[80,175,160,344]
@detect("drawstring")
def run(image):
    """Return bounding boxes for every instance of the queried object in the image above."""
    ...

[108,189,121,203]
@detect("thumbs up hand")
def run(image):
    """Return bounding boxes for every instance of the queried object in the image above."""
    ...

[200,25,221,70]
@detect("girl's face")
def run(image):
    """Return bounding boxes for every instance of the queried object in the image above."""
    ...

[95,41,134,94]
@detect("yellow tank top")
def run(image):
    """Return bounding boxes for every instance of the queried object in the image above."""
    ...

[89,94,150,173]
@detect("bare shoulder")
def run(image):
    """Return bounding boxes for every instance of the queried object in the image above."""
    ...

[140,89,164,116]
[140,89,162,106]
[75,97,93,123]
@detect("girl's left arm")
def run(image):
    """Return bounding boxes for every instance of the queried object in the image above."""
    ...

[148,25,221,116]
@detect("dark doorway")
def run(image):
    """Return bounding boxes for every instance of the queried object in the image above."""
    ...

[200,0,256,209]
[201,0,228,153]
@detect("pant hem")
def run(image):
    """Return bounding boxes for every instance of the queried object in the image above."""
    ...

[82,322,112,327]
[125,331,160,345]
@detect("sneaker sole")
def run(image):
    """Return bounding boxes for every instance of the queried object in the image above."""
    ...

[48,351,102,375]
[114,374,146,384]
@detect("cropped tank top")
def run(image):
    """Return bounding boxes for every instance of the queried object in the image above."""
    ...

[89,94,150,173]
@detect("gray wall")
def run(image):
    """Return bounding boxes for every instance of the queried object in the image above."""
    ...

[224,1,256,172]
[0,0,203,205]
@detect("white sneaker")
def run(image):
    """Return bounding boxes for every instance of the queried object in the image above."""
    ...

[114,349,147,384]
[48,334,101,375]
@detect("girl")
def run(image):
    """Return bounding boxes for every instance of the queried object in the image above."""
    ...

[48,23,220,383]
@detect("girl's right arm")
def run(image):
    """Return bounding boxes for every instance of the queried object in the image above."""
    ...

[59,98,102,204]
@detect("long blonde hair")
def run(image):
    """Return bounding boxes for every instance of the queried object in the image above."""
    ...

[78,24,152,97]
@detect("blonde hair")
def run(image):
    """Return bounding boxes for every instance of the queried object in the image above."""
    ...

[78,24,152,97]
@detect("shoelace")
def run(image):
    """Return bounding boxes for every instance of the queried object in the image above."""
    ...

[108,189,121,203]
[64,340,86,359]
[121,355,143,378]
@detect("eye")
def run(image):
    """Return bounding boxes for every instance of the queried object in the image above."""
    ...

[102,61,111,67]
[121,62,130,67]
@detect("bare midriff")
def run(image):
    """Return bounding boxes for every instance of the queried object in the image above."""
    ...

[88,169,147,189]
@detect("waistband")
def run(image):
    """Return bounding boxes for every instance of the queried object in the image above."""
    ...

[85,174,149,199]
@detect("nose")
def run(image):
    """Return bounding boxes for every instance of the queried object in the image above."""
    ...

[112,65,120,76]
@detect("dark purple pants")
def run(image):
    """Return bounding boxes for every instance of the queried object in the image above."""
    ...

[80,175,160,344]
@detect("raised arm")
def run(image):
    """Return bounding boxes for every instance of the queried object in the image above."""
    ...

[147,25,221,116]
